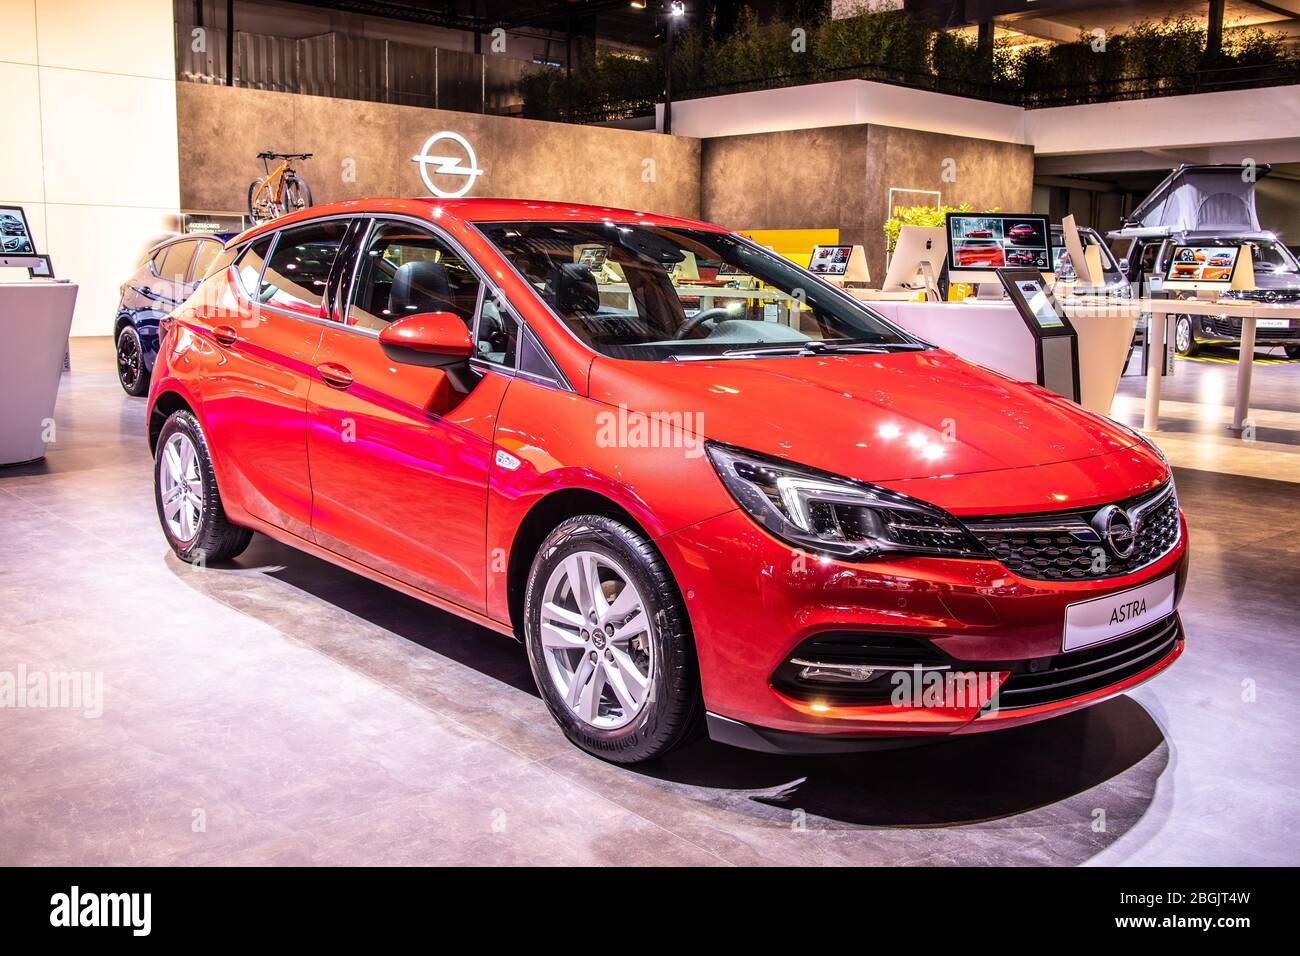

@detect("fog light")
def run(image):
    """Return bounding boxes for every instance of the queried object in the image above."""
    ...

[792,658,880,683]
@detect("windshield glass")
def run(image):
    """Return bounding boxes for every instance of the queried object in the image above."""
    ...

[473,221,920,361]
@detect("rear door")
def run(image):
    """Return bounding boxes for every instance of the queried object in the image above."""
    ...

[305,217,510,611]
[196,219,351,539]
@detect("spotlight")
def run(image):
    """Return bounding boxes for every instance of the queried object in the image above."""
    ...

[669,1,685,16]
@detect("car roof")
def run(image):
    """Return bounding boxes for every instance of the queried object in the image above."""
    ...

[229,198,728,247]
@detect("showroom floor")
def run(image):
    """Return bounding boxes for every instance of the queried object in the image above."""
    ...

[2,339,1297,866]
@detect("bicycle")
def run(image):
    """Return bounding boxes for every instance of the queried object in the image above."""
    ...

[247,151,314,222]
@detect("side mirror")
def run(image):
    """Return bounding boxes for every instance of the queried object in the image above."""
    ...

[378,311,474,368]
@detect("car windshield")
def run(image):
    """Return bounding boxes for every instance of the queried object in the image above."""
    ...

[473,221,921,361]
[1241,238,1299,275]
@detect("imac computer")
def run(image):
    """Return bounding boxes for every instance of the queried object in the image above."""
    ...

[882,226,947,300]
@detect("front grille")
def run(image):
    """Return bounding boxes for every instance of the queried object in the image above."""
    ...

[965,482,1180,582]
[991,613,1181,710]
[1210,315,1298,340]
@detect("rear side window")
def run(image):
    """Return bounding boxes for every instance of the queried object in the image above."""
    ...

[234,236,274,301]
[261,220,350,315]
[190,240,223,282]
[158,240,197,283]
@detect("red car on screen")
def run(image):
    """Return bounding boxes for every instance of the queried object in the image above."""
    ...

[955,241,1007,268]
[146,198,1186,762]
[1008,223,1039,244]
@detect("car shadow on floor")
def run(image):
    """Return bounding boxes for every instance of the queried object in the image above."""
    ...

[181,535,1168,831]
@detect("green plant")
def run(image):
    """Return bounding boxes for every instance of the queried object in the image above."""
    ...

[884,203,995,255]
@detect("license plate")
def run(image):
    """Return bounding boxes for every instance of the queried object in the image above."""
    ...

[1063,575,1175,652]
[1256,319,1290,329]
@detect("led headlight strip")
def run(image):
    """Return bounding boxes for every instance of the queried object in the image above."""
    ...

[705,441,986,560]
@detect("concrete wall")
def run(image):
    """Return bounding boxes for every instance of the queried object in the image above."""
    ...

[0,0,181,337]
[176,83,702,218]
[701,124,1034,280]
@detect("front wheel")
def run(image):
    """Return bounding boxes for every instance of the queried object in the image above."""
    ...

[523,515,702,763]
[1174,315,1200,356]
[1285,345,1300,360]
[116,324,150,396]
[284,175,312,212]
[154,410,252,564]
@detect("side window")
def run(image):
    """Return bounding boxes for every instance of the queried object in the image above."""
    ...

[261,219,350,315]
[190,240,222,282]
[346,221,481,332]
[234,236,274,301]
[475,291,518,367]
[158,240,197,284]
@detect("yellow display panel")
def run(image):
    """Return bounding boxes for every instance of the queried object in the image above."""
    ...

[738,229,840,269]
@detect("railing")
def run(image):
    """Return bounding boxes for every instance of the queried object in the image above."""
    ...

[522,57,1300,123]
[177,26,533,115]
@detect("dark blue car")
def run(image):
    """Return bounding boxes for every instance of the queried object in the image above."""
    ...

[114,234,233,395]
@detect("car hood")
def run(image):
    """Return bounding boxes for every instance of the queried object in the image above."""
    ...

[588,349,1141,483]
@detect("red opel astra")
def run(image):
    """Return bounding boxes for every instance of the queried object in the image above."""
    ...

[146,199,1186,763]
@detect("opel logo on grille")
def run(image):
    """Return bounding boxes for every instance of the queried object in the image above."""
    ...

[1093,505,1136,559]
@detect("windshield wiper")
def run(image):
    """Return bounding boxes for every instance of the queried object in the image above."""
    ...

[802,341,929,354]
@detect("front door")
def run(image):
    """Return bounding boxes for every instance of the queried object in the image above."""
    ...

[306,219,509,612]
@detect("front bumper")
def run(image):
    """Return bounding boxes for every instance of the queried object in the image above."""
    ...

[1193,313,1298,347]
[660,505,1188,747]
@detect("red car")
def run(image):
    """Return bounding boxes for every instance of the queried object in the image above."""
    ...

[1008,223,1039,244]
[146,199,1186,762]
[955,241,1006,268]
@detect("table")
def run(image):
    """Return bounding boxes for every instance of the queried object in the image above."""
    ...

[1060,296,1300,433]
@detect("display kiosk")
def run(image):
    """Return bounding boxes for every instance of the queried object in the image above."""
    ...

[996,268,1080,403]
[1,204,78,466]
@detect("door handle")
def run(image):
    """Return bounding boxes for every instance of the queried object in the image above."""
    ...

[212,325,239,346]
[317,362,354,389]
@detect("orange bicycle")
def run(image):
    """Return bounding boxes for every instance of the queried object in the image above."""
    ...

[247,150,314,222]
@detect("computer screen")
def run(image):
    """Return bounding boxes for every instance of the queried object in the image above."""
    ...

[946,214,1050,274]
[808,245,854,276]
[0,205,36,256]
[1164,245,1239,284]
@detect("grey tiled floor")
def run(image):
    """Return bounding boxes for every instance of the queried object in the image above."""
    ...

[1,339,1297,865]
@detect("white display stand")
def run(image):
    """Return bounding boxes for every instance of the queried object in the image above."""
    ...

[867,298,1135,416]
[0,280,78,465]
[866,300,1039,384]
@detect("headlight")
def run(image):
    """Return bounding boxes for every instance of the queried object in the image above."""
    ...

[705,442,986,560]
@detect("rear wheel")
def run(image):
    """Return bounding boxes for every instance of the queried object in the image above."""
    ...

[116,324,149,396]
[523,515,702,763]
[247,179,275,222]
[1174,315,1200,356]
[154,410,252,564]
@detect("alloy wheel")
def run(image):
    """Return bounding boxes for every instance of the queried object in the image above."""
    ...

[1175,318,1192,353]
[539,550,654,730]
[159,433,204,543]
[117,331,141,389]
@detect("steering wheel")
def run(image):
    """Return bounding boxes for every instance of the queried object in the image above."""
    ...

[674,307,734,340]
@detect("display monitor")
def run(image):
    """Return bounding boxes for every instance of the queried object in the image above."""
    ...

[946,213,1050,286]
[0,204,37,259]
[882,226,947,296]
[808,245,854,276]
[1164,244,1240,286]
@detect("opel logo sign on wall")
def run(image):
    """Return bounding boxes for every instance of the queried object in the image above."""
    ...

[411,131,483,198]
[1092,505,1137,559]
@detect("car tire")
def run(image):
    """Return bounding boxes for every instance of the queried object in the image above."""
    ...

[1174,315,1200,356]
[116,324,150,397]
[523,514,703,764]
[154,410,252,564]
[1286,345,1300,360]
